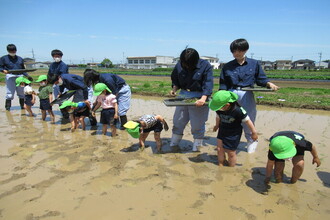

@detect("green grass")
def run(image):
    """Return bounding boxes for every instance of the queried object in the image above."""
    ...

[1,68,329,110]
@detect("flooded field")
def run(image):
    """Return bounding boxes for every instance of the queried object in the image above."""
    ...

[0,85,329,219]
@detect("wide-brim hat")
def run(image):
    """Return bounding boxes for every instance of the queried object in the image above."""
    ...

[36,75,47,82]
[269,136,297,159]
[59,100,78,109]
[15,76,31,86]
[93,83,111,96]
[208,90,238,111]
[124,121,140,138]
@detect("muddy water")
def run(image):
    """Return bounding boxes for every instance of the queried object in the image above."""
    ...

[0,85,329,220]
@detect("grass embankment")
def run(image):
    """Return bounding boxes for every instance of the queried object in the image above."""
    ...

[1,68,329,110]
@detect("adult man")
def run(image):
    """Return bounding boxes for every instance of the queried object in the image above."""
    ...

[0,44,33,110]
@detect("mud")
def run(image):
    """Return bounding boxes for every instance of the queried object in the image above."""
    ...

[0,86,329,219]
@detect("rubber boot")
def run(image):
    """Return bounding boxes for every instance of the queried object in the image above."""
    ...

[170,134,183,152]
[119,115,128,130]
[5,99,11,111]
[19,98,25,109]
[192,139,203,152]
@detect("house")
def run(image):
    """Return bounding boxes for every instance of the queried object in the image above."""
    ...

[126,56,175,69]
[259,60,274,70]
[292,59,315,70]
[314,61,329,69]
[274,60,292,70]
[173,56,220,69]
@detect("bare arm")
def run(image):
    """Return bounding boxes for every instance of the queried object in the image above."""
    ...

[245,119,258,141]
[213,115,220,132]
[311,145,321,167]
[114,103,118,119]
[155,115,168,131]
[265,159,275,184]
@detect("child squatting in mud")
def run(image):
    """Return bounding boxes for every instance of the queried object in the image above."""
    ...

[124,115,169,153]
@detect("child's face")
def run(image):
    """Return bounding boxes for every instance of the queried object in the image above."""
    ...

[66,106,75,113]
[19,82,26,87]
[40,80,47,86]
[219,103,231,111]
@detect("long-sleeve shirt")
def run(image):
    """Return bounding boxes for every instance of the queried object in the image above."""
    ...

[219,57,269,90]
[60,74,88,100]
[171,59,213,96]
[48,61,69,77]
[99,73,126,94]
[0,55,28,77]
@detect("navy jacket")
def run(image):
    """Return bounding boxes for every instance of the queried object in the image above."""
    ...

[0,55,27,76]
[48,61,69,77]
[219,57,269,90]
[171,59,213,96]
[99,73,126,94]
[60,74,88,100]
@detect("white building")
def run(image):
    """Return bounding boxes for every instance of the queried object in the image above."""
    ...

[174,56,220,69]
[126,56,175,69]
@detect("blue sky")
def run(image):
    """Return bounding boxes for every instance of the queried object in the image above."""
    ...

[1,0,329,64]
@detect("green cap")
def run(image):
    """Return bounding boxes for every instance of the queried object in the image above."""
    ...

[208,90,238,111]
[36,75,47,82]
[59,100,78,109]
[93,83,111,96]
[269,136,297,159]
[15,76,31,86]
[124,121,140,138]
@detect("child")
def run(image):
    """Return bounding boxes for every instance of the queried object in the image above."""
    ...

[92,83,118,136]
[59,100,90,132]
[15,76,36,117]
[264,131,321,184]
[36,75,55,123]
[124,115,169,153]
[209,90,258,167]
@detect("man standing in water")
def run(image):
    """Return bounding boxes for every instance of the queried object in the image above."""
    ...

[0,44,33,111]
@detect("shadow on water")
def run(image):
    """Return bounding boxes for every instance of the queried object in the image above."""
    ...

[317,171,330,188]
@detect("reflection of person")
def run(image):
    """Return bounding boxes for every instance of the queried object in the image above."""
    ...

[124,115,169,153]
[60,100,90,132]
[36,75,55,123]
[0,44,33,110]
[84,69,131,129]
[169,48,213,152]
[209,90,258,167]
[92,83,118,136]
[219,39,279,153]
[264,131,321,184]
[48,49,69,118]
[15,76,35,117]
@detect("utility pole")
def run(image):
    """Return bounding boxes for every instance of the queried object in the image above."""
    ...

[31,49,35,59]
[318,52,322,69]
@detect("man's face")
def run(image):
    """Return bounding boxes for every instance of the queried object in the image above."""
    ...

[232,50,247,60]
